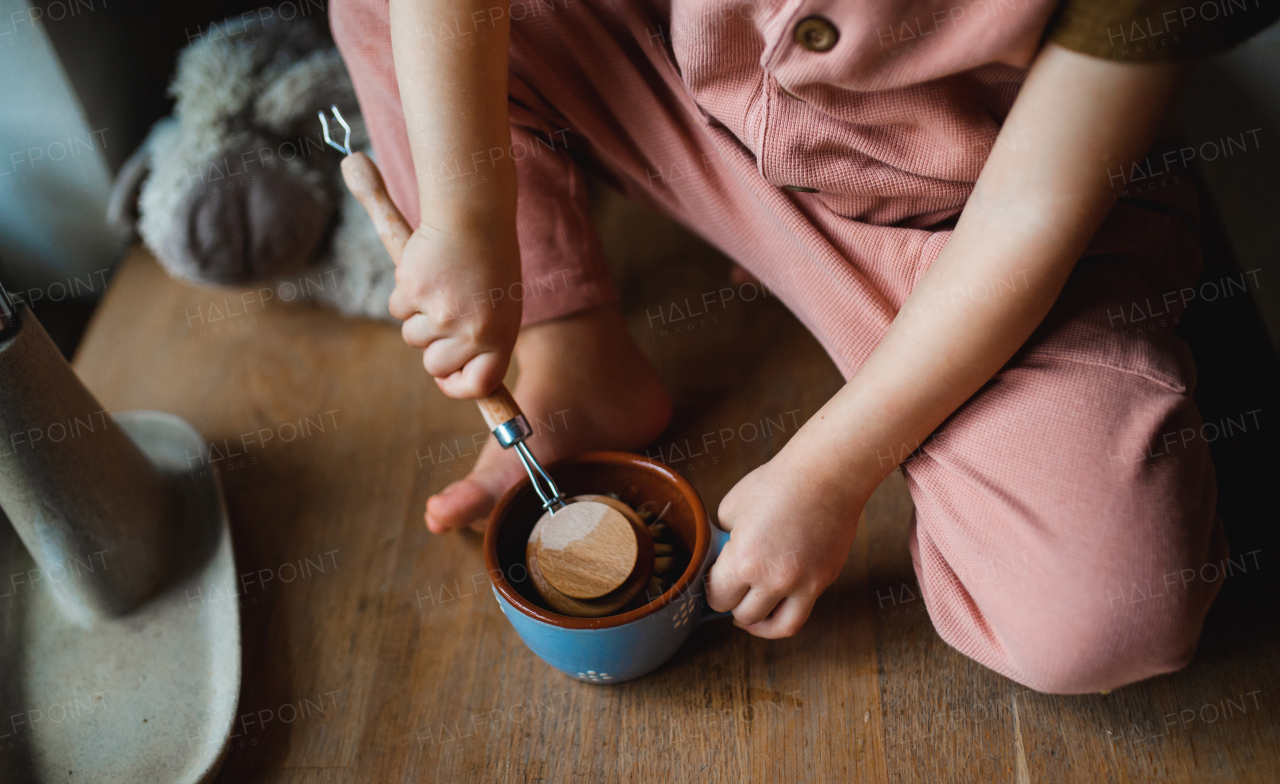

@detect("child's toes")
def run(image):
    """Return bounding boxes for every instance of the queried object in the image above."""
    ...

[425,479,492,533]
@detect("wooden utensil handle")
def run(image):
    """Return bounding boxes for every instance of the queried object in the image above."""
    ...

[476,385,525,431]
[339,151,525,433]
[340,153,413,266]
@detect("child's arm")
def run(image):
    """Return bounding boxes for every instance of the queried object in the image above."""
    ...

[387,0,521,398]
[707,44,1188,637]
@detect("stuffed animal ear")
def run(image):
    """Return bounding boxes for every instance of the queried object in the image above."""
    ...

[155,164,333,286]
[168,31,258,131]
[107,135,155,235]
[254,49,361,142]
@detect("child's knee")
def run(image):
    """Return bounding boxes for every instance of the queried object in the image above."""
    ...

[915,505,1225,695]
[998,597,1206,694]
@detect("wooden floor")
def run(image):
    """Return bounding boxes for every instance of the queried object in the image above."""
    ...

[71,191,1279,782]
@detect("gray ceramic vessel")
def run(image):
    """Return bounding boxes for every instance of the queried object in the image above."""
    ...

[0,302,175,624]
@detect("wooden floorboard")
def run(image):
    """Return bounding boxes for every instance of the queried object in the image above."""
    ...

[67,190,1278,782]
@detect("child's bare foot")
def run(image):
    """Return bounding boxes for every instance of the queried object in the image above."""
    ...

[424,305,672,533]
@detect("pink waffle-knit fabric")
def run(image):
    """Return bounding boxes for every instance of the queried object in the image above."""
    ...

[332,0,1227,693]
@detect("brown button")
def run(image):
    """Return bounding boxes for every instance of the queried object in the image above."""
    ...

[794,16,838,53]
[782,184,819,193]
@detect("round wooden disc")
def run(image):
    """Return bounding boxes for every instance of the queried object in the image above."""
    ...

[532,501,638,599]
[574,494,647,529]
[525,496,655,617]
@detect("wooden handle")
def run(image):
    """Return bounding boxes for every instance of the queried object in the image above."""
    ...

[340,151,521,430]
[475,384,524,430]
[340,153,413,265]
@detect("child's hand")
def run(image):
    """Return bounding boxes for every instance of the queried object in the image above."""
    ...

[706,449,863,637]
[389,223,523,399]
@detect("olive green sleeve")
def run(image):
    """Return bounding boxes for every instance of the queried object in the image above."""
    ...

[1046,0,1280,61]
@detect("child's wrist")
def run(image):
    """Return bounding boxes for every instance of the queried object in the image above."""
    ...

[418,171,517,233]
[775,426,886,509]
[418,199,518,238]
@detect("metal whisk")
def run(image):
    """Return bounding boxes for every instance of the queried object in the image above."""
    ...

[318,105,352,156]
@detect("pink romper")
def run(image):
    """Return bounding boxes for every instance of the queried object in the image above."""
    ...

[331,0,1233,693]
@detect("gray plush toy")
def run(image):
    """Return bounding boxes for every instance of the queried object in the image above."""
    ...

[110,16,395,321]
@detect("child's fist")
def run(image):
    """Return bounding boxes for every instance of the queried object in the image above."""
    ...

[389,222,522,399]
[338,151,521,400]
[706,451,862,638]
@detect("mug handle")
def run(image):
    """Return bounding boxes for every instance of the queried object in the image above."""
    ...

[696,525,732,625]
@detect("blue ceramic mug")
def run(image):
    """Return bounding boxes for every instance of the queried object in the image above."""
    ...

[484,451,731,683]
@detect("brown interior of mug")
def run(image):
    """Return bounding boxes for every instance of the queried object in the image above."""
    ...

[484,451,709,630]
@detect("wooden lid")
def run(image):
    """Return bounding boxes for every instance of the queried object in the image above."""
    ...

[531,501,639,599]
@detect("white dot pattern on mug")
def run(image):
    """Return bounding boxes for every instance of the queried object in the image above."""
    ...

[672,596,698,629]
[577,670,613,682]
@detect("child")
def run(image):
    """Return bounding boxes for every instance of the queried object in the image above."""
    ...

[332,0,1276,693]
